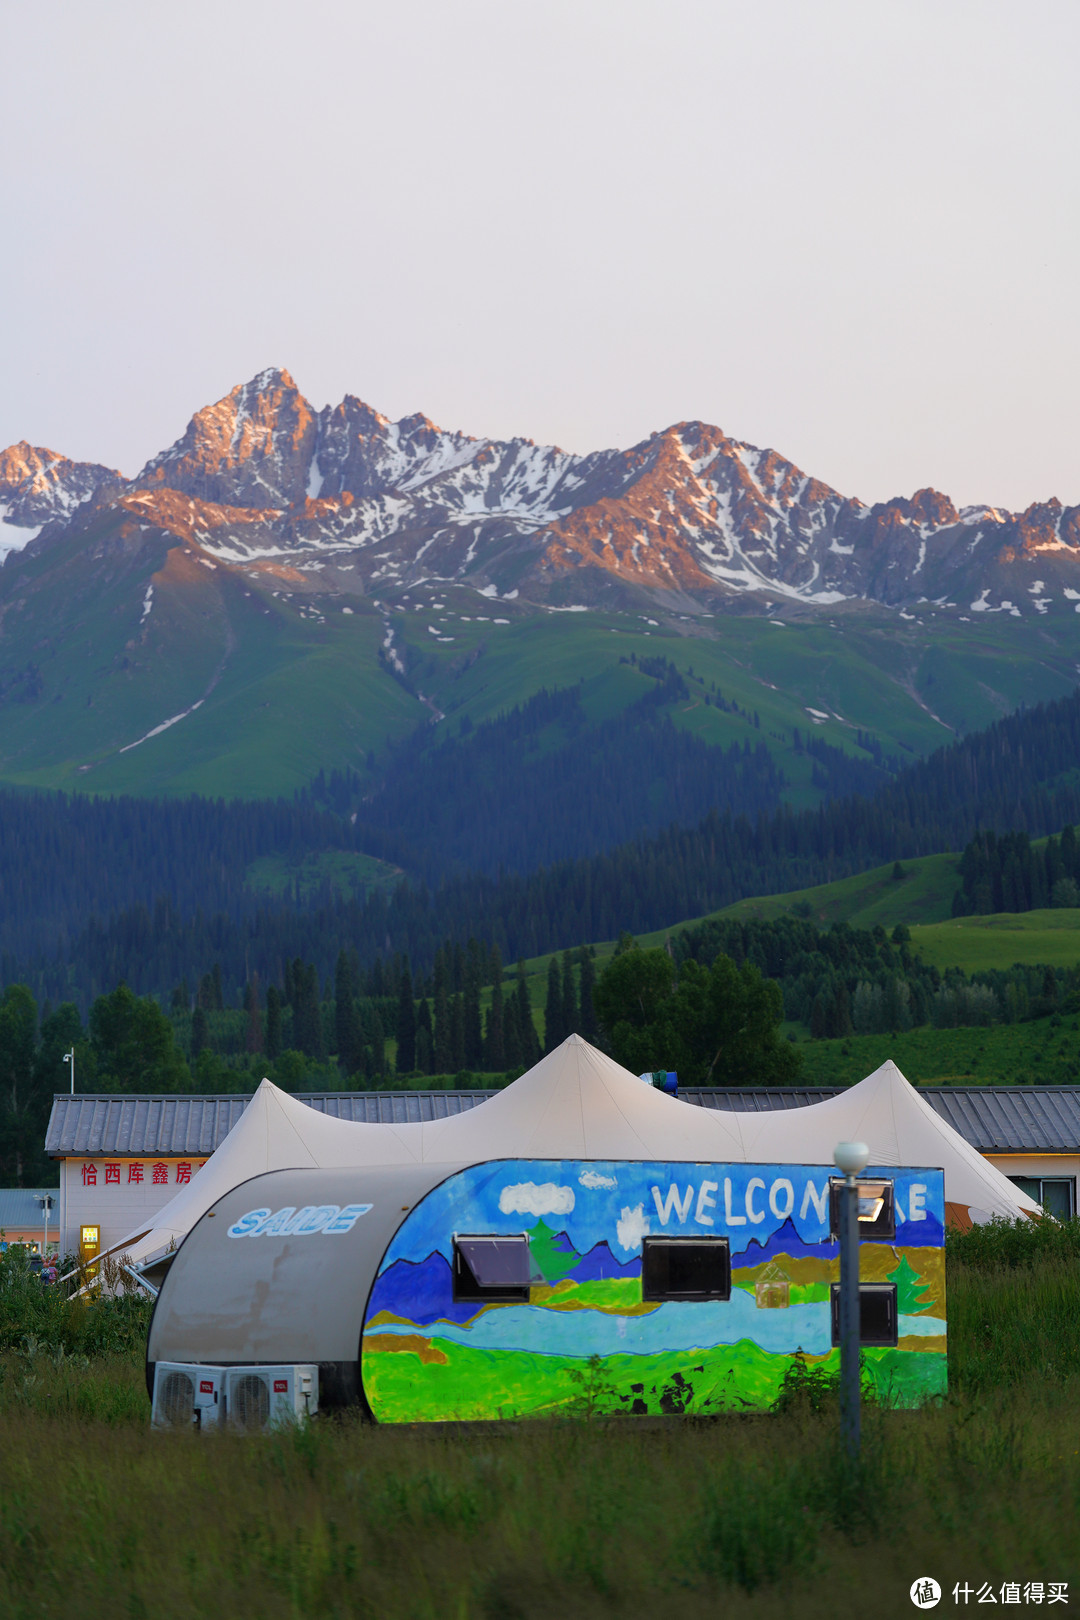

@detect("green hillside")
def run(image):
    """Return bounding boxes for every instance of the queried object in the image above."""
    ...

[714,853,962,930]
[797,1016,1080,1088]
[909,909,1080,972]
[4,535,1080,798]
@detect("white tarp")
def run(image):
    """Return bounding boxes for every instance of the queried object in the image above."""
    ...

[111,1035,1039,1266]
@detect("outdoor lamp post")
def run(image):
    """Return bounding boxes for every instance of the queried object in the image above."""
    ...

[36,1194,53,1261]
[834,1139,870,1458]
[63,1047,75,1095]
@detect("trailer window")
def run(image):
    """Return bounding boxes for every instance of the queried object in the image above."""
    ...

[828,1178,896,1242]
[642,1237,731,1302]
[829,1282,898,1348]
[452,1235,531,1303]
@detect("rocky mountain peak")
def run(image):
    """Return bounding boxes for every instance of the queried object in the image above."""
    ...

[0,439,120,540]
[6,368,1080,618]
[134,368,318,509]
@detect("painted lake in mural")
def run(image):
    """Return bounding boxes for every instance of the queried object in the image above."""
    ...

[360,1159,947,1422]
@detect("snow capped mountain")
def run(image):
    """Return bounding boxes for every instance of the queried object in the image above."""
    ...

[0,441,120,557]
[3,369,1079,617]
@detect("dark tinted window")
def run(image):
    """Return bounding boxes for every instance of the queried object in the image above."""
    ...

[830,1282,898,1348]
[452,1235,531,1303]
[828,1178,896,1242]
[642,1237,731,1302]
[1009,1175,1075,1219]
[1040,1180,1075,1220]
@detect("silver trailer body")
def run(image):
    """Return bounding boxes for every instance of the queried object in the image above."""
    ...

[147,1164,462,1406]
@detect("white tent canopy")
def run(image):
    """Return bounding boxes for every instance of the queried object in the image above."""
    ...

[112,1036,1039,1267]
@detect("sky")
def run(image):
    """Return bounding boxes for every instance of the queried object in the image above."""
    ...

[2,0,1078,511]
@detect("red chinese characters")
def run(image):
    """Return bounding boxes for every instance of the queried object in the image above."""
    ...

[176,1163,192,1185]
[152,1162,169,1186]
[105,1163,120,1185]
[128,1163,144,1184]
[81,1162,97,1186]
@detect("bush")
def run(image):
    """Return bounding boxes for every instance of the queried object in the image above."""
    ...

[0,1246,153,1357]
[945,1213,1080,1271]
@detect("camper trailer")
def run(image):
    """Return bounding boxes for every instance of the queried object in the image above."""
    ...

[147,1156,946,1423]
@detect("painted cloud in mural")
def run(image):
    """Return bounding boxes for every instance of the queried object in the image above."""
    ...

[616,1202,651,1251]
[498,1181,576,1216]
[579,1169,618,1190]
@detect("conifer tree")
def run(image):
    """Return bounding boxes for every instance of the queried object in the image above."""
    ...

[561,949,578,1035]
[502,980,521,1069]
[463,954,483,1068]
[485,973,505,1071]
[265,985,283,1062]
[450,993,466,1071]
[396,960,417,1074]
[578,946,598,1041]
[433,953,452,1073]
[335,951,355,1062]
[516,960,540,1066]
[416,997,434,1074]
[544,956,563,1053]
[245,975,263,1054]
[368,1007,385,1078]
[191,1004,210,1058]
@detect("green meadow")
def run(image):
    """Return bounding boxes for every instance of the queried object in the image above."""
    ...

[0,1222,1078,1619]
[910,909,1080,972]
[797,1015,1080,1088]
[6,564,1080,797]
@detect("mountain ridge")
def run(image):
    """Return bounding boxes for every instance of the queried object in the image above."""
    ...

[4,367,1079,613]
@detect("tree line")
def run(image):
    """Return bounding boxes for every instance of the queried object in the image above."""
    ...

[952,826,1080,915]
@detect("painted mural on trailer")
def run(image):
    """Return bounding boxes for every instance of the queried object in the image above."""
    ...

[360,1160,947,1423]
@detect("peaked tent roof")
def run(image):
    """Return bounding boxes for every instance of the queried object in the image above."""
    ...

[108,1038,1038,1268]
[728,1058,1042,1226]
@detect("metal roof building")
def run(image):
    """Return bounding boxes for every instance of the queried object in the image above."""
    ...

[45,1085,1080,1158]
[0,1187,59,1252]
[42,1082,1080,1258]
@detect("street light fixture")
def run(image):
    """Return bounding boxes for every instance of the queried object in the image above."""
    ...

[834,1140,870,1458]
[63,1048,75,1095]
[36,1194,54,1262]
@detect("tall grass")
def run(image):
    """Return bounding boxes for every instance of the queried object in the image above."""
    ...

[0,1235,1077,1618]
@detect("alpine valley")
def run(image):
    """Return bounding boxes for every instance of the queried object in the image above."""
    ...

[2,366,1080,801]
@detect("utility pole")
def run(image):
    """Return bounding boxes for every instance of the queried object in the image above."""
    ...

[834,1140,870,1459]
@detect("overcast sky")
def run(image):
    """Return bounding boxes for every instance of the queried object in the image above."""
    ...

[2,0,1078,510]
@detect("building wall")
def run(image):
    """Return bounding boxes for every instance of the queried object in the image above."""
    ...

[985,1153,1080,1182]
[59,1156,209,1257]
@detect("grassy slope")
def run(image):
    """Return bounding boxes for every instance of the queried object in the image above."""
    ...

[797,1014,1080,1088]
[910,909,1080,971]
[244,849,404,902]
[4,529,1080,797]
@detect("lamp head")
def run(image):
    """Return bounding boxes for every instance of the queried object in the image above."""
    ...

[834,1140,871,1177]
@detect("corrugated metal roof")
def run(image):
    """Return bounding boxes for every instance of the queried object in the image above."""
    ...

[45,1095,251,1157]
[682,1088,844,1113]
[684,1086,1080,1153]
[45,1090,496,1155]
[303,1091,495,1126]
[44,1084,1080,1159]
[0,1188,59,1231]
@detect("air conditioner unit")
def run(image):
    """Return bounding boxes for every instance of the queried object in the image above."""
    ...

[225,1365,319,1431]
[151,1363,226,1430]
